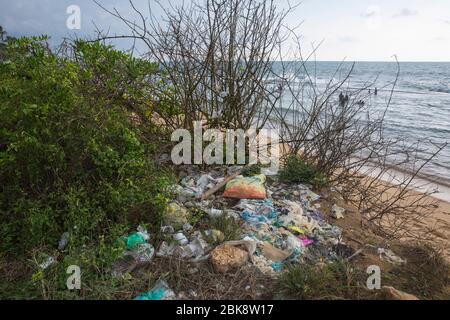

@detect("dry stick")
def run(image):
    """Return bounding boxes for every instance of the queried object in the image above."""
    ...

[347,244,378,261]
[201,172,240,200]
[347,247,365,261]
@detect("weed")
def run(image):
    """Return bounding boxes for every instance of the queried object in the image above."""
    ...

[279,156,327,188]
[385,243,450,299]
[206,215,243,242]
[281,260,373,300]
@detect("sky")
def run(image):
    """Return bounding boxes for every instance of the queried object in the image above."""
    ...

[1,0,449,62]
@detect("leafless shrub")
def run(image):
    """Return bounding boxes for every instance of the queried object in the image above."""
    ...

[269,35,447,239]
[94,0,300,131]
[347,143,446,240]
[94,1,447,239]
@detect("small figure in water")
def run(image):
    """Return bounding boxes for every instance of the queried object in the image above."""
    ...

[374,88,378,96]
[339,92,345,107]
[278,83,283,93]
[344,94,349,105]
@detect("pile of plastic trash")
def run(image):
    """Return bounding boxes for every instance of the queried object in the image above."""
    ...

[125,166,410,300]
[150,169,352,277]
[35,164,409,301]
[230,194,347,276]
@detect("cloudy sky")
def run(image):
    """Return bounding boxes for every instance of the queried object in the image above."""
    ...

[1,0,449,61]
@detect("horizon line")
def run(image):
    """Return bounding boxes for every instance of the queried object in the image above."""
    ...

[278,60,450,63]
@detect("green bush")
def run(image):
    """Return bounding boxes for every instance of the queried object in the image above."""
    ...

[279,155,327,188]
[241,164,262,177]
[0,37,173,255]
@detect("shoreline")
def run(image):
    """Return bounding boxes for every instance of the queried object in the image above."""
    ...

[363,161,450,204]
[266,117,450,200]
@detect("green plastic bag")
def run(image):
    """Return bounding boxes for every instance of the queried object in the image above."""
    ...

[120,227,150,250]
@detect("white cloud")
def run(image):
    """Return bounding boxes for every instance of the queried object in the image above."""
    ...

[393,8,418,18]
[1,0,450,61]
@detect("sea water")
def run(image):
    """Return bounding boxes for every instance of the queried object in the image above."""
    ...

[273,61,450,186]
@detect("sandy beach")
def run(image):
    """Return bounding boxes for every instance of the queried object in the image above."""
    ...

[372,171,450,261]
[405,189,450,261]
[375,163,450,255]
[424,197,450,260]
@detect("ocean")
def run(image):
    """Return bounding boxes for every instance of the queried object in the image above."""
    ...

[274,61,450,185]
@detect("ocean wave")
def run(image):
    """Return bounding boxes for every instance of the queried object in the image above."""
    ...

[430,87,450,94]
[403,82,450,94]
[383,122,450,135]
[270,61,450,183]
